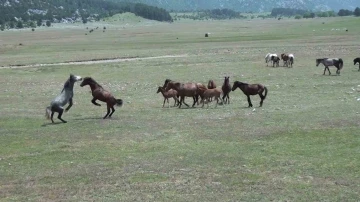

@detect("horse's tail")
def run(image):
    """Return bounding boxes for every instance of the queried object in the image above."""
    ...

[45,106,51,120]
[263,86,268,100]
[115,99,123,107]
[339,58,343,69]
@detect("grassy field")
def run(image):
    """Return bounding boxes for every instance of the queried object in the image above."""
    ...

[1,16,360,201]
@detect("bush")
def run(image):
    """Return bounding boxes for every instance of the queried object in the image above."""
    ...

[295,15,302,19]
[46,21,51,27]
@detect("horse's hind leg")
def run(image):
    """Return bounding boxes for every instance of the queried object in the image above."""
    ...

[50,111,55,123]
[259,94,265,107]
[109,106,115,117]
[57,109,67,123]
[327,67,331,75]
[103,106,111,119]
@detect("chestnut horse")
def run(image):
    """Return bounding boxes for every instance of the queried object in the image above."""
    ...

[156,86,179,107]
[232,81,268,107]
[281,53,289,67]
[207,80,216,89]
[165,81,204,108]
[80,77,123,119]
[200,88,222,108]
[221,76,231,104]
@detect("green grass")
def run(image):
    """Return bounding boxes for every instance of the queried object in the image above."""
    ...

[1,16,360,201]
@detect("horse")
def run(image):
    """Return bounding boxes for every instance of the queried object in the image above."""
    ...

[206,80,216,101]
[221,76,231,104]
[288,54,294,68]
[271,56,280,67]
[316,58,344,75]
[231,81,268,107]
[156,86,179,107]
[207,80,216,89]
[45,74,82,123]
[281,53,289,67]
[200,88,223,108]
[354,57,360,71]
[265,53,277,66]
[80,77,123,119]
[165,81,202,108]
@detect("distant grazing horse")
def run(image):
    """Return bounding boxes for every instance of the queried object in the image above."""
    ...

[288,54,294,68]
[316,58,343,75]
[281,53,289,67]
[271,56,280,67]
[265,53,277,66]
[156,86,179,107]
[221,76,231,104]
[165,81,200,108]
[354,57,360,71]
[200,88,223,108]
[45,74,82,123]
[232,81,268,107]
[80,77,123,119]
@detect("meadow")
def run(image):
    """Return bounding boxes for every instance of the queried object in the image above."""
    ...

[1,15,360,201]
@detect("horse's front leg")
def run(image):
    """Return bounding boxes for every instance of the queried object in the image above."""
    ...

[91,98,101,106]
[246,95,253,107]
[65,98,73,112]
[326,66,331,75]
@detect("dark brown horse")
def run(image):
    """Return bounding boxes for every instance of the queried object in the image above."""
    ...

[354,57,360,71]
[271,56,280,67]
[165,81,201,108]
[221,76,231,104]
[232,81,268,107]
[80,77,123,119]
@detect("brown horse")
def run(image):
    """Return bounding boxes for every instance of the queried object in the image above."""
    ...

[221,76,231,104]
[232,81,268,107]
[281,53,289,67]
[165,81,202,108]
[207,80,216,89]
[156,86,179,107]
[200,88,222,108]
[80,77,123,119]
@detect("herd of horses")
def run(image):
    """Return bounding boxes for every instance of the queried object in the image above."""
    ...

[45,55,360,123]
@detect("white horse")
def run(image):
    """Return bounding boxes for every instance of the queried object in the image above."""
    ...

[288,54,294,67]
[265,53,277,66]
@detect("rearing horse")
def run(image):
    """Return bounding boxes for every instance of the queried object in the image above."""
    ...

[232,81,268,107]
[80,77,123,119]
[45,74,82,123]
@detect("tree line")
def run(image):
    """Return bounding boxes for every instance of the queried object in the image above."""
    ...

[0,0,173,30]
[271,7,360,19]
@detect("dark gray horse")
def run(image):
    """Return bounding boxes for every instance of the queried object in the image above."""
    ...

[354,57,360,71]
[316,58,343,75]
[45,74,82,123]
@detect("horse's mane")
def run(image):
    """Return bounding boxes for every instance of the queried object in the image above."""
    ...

[235,81,248,86]
[85,77,103,88]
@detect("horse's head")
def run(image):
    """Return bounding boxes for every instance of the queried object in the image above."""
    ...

[69,74,82,82]
[80,77,93,87]
[316,59,322,66]
[156,86,163,93]
[231,81,239,91]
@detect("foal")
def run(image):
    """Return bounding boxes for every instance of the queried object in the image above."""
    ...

[200,88,222,108]
[232,81,268,107]
[80,77,123,119]
[156,86,179,107]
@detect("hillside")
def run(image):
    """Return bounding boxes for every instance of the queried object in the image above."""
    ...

[114,0,360,12]
[0,0,172,29]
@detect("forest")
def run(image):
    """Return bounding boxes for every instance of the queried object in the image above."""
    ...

[0,0,172,30]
